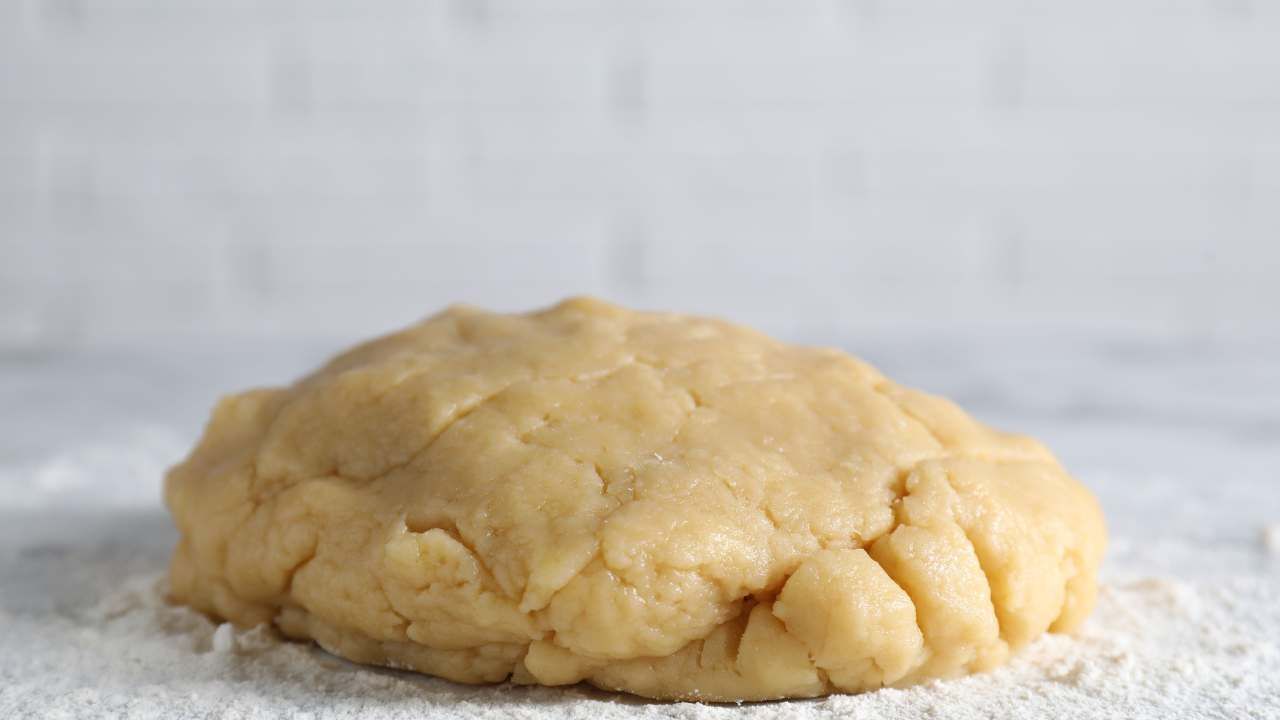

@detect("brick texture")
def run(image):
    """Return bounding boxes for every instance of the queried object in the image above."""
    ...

[2,0,1278,347]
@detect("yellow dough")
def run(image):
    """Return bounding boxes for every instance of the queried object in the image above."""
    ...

[165,297,1106,701]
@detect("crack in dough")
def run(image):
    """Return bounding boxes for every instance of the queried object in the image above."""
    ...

[165,297,1105,702]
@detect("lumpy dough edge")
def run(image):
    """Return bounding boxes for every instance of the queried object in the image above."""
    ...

[164,297,1106,702]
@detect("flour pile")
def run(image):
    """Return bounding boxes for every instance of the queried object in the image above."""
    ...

[2,563,1277,719]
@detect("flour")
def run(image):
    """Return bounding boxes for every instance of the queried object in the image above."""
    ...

[210,623,236,654]
[2,560,1277,720]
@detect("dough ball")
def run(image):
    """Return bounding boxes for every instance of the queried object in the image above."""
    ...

[164,297,1106,701]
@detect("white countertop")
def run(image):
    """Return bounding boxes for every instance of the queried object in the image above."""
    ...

[3,335,1278,718]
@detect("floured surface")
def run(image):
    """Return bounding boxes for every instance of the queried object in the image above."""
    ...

[2,512,1276,720]
[2,338,1279,718]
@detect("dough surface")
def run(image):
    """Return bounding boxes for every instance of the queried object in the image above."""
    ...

[165,297,1106,701]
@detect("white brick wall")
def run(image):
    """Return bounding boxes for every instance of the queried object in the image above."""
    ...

[2,0,1279,348]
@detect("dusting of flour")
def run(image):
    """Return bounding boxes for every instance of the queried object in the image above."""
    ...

[2,565,1277,720]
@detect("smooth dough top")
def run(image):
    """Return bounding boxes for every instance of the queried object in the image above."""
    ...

[165,297,1106,701]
